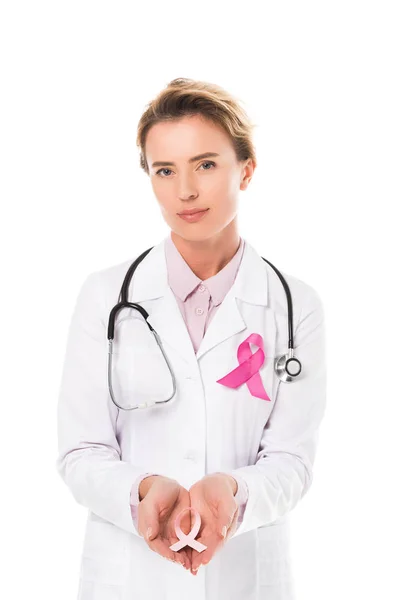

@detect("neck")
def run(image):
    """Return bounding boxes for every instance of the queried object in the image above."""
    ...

[170,220,241,281]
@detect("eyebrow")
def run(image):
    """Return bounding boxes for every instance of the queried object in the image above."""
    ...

[151,152,220,168]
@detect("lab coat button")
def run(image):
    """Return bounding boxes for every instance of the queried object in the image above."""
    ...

[185,452,196,461]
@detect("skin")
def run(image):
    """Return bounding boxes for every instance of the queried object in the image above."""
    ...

[145,113,256,281]
[187,474,240,574]
[138,474,239,575]
[142,114,257,574]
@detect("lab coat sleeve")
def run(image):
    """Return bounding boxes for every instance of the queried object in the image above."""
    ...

[226,285,327,538]
[55,271,157,537]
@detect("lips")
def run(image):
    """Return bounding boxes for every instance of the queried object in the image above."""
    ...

[178,209,208,215]
[178,208,210,222]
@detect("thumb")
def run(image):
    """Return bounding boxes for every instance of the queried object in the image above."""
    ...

[144,508,160,541]
[217,520,229,540]
[146,526,156,541]
[217,510,235,540]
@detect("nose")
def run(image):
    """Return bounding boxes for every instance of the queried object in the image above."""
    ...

[179,191,199,202]
[177,188,199,214]
[177,172,199,201]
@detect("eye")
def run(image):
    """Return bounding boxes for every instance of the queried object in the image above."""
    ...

[200,161,216,171]
[155,161,216,177]
[155,168,173,177]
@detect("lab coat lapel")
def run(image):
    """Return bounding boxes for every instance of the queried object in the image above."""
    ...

[126,237,198,368]
[146,287,199,366]
[195,241,269,360]
[194,287,247,360]
[127,236,270,365]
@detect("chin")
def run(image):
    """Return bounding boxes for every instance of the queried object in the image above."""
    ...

[171,227,214,244]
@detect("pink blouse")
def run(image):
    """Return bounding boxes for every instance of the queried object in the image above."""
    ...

[130,233,249,532]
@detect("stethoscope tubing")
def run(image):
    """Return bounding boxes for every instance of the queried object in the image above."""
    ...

[107,245,301,410]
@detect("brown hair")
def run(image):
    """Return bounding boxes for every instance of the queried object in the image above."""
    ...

[136,77,258,175]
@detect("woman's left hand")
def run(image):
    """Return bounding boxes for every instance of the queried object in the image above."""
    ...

[188,473,239,575]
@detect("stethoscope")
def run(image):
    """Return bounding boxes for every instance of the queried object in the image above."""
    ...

[107,247,302,411]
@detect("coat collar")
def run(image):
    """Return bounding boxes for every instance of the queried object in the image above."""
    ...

[130,235,269,306]
[127,235,269,363]
[164,234,245,306]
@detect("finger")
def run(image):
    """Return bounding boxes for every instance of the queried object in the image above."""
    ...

[183,546,193,574]
[155,529,188,569]
[172,549,186,567]
[176,509,192,569]
[177,547,190,570]
[191,542,212,571]
[148,535,185,566]
[216,504,238,541]
[139,513,160,542]
[190,535,221,572]
[226,509,239,540]
[191,517,233,573]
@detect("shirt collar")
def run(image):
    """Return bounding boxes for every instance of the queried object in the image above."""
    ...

[164,234,245,307]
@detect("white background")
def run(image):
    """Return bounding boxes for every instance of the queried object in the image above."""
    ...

[1,1,399,598]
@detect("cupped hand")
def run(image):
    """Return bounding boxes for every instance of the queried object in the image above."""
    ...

[137,476,192,570]
[188,473,239,575]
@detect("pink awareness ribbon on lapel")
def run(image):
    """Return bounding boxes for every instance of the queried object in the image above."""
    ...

[169,507,207,553]
[216,333,271,401]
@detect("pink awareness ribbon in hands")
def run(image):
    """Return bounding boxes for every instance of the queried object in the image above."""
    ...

[216,333,271,401]
[169,507,207,553]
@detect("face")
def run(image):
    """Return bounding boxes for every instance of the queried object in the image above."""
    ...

[144,114,255,242]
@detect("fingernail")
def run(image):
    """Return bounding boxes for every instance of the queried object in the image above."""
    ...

[146,527,152,540]
[221,525,227,538]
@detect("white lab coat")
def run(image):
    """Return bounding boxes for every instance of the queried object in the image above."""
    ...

[56,236,327,600]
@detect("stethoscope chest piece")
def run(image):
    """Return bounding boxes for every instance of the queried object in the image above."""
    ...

[275,352,302,383]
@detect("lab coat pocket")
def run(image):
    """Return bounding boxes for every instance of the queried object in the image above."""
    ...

[257,521,293,588]
[80,513,129,586]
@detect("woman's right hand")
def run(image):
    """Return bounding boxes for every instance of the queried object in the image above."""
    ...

[137,476,193,571]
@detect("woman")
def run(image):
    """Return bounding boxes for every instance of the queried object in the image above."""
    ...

[56,77,327,600]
